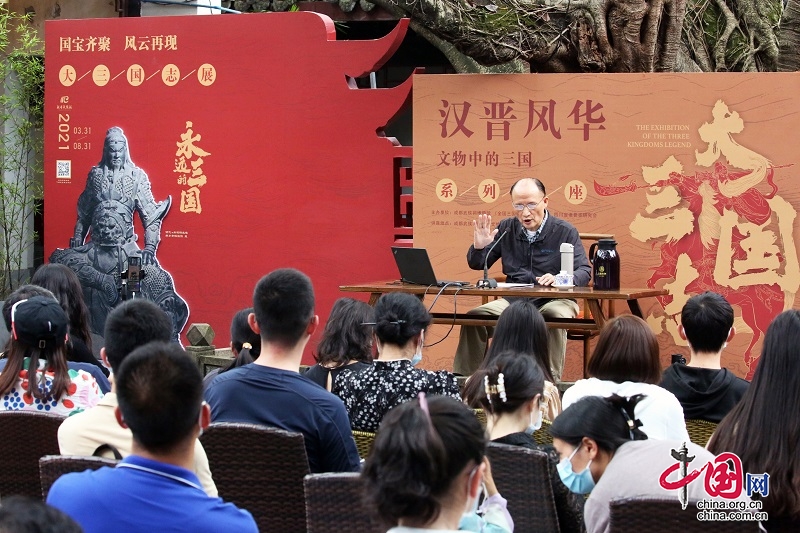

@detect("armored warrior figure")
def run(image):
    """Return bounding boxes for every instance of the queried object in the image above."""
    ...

[51,127,188,340]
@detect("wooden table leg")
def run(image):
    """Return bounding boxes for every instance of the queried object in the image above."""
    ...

[627,299,643,318]
[368,292,381,306]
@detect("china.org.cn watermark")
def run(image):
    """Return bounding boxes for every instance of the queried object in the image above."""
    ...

[659,443,769,522]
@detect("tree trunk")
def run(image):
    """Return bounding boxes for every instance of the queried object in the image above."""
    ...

[778,0,800,70]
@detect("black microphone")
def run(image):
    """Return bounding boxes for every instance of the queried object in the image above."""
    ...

[477,230,508,288]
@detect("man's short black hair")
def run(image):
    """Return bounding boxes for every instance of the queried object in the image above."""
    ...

[681,291,734,353]
[2,285,56,331]
[103,299,173,374]
[253,268,314,348]
[0,496,83,533]
[116,341,203,454]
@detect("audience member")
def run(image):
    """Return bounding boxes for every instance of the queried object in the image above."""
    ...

[464,299,561,421]
[204,268,360,473]
[32,263,108,376]
[57,299,217,496]
[0,285,110,393]
[708,309,800,530]
[363,394,512,532]
[333,292,459,431]
[550,394,750,533]
[562,315,689,441]
[0,496,83,533]
[48,342,256,533]
[304,298,374,391]
[660,291,748,422]
[0,296,102,415]
[475,351,582,533]
[203,308,261,388]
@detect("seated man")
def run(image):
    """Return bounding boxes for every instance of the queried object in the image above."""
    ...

[47,342,257,533]
[204,268,360,473]
[660,291,749,422]
[455,178,592,380]
[57,299,216,496]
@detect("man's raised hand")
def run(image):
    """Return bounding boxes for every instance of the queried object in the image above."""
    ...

[473,213,498,250]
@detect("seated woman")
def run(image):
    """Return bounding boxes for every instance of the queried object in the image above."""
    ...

[203,308,261,388]
[476,350,583,533]
[333,292,459,431]
[0,296,103,415]
[32,263,109,377]
[362,394,512,532]
[562,315,689,441]
[0,285,110,394]
[708,310,800,531]
[551,394,750,533]
[464,299,561,422]
[304,298,373,391]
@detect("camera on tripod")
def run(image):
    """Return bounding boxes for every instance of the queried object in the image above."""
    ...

[119,254,144,301]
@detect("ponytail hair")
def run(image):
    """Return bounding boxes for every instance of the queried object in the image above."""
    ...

[550,394,648,453]
[373,292,431,347]
[470,350,545,416]
[220,308,261,375]
[362,395,486,525]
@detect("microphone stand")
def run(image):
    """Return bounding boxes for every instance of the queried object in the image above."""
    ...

[476,230,508,288]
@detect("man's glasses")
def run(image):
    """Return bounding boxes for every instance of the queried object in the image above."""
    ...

[512,199,545,211]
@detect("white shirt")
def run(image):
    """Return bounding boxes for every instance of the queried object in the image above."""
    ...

[562,378,690,441]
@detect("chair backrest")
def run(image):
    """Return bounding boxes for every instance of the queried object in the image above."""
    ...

[473,408,487,428]
[533,419,554,446]
[200,422,310,532]
[39,455,118,499]
[487,442,560,532]
[609,497,759,533]
[0,411,65,499]
[352,430,376,459]
[304,473,384,533]
[685,419,718,447]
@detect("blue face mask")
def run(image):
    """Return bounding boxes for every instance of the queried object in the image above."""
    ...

[557,444,595,494]
[411,331,424,366]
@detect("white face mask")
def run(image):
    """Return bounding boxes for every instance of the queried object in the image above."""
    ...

[525,407,543,435]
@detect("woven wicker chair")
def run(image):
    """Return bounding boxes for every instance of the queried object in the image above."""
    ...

[352,431,376,459]
[685,419,718,447]
[609,497,759,532]
[0,411,65,499]
[487,442,560,532]
[39,455,118,499]
[533,419,554,446]
[304,473,384,533]
[473,408,487,428]
[200,422,310,532]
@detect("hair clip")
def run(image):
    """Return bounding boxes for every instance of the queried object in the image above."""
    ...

[483,374,507,404]
[241,342,252,350]
[390,320,406,325]
[619,408,641,440]
[418,392,431,419]
[360,322,376,326]
[497,373,507,403]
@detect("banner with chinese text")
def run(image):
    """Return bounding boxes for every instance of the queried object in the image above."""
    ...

[414,73,800,379]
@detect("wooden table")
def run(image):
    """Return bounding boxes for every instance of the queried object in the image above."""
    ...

[340,281,668,376]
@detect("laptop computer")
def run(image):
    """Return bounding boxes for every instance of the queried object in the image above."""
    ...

[391,247,469,287]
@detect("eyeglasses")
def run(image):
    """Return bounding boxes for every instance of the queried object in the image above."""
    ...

[512,199,545,212]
